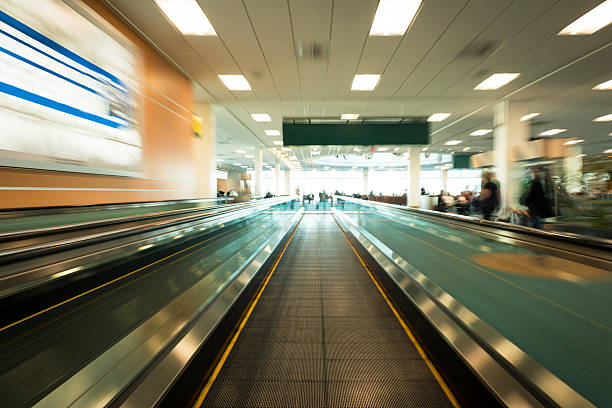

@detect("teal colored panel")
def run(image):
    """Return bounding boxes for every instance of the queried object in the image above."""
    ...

[282,122,429,146]
[453,153,475,169]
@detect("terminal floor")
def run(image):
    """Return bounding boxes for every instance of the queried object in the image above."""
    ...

[341,209,612,406]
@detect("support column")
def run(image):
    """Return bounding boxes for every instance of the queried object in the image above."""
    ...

[254,148,263,196]
[274,163,281,195]
[493,100,529,215]
[408,146,421,207]
[362,168,369,195]
[192,102,216,197]
[442,168,448,193]
[284,170,291,196]
[564,145,583,193]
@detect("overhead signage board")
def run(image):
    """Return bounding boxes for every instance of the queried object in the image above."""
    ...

[452,153,475,169]
[282,122,429,146]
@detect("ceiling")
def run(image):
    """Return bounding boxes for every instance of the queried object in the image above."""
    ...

[105,0,612,170]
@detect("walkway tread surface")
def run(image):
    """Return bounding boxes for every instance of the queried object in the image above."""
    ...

[202,214,453,408]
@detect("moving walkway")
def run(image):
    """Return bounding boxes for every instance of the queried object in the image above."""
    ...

[0,197,608,407]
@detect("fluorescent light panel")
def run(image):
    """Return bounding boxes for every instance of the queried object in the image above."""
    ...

[520,112,540,121]
[265,130,280,136]
[251,113,271,122]
[594,113,612,122]
[474,73,520,90]
[563,139,583,145]
[593,79,612,90]
[154,0,216,36]
[559,0,612,35]
[539,128,567,136]
[427,113,451,122]
[341,113,360,120]
[218,75,251,90]
[604,149,612,153]
[369,0,422,36]
[234,149,246,153]
[351,74,381,91]
[470,129,492,136]
[273,141,283,145]
[377,147,389,151]
[462,147,470,152]
[445,140,462,146]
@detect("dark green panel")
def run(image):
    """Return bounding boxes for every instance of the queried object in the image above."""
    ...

[282,122,429,146]
[453,153,475,169]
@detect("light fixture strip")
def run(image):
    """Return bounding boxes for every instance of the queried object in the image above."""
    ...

[558,0,612,35]
[474,73,520,90]
[154,0,217,36]
[369,0,422,36]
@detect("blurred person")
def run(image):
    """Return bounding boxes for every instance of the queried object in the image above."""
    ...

[524,167,554,229]
[480,172,500,220]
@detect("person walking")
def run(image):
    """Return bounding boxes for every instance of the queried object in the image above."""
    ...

[524,168,553,229]
[480,172,500,221]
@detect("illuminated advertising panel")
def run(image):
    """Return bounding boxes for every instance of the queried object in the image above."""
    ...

[0,0,142,176]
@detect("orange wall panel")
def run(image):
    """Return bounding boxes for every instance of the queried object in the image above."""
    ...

[0,0,199,209]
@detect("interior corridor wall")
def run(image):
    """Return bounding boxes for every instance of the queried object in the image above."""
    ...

[0,0,200,208]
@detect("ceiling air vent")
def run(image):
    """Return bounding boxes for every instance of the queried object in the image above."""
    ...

[297,42,327,61]
[458,40,499,59]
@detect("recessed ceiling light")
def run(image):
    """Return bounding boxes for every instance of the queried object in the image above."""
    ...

[377,147,389,151]
[470,129,493,136]
[604,149,612,153]
[539,128,567,136]
[281,147,291,151]
[265,130,280,136]
[393,147,399,152]
[354,147,362,152]
[520,112,540,121]
[594,113,612,122]
[218,75,251,91]
[369,0,422,36]
[233,163,241,166]
[563,139,584,145]
[593,79,612,90]
[351,74,381,91]
[558,0,612,35]
[462,147,470,152]
[251,113,271,122]
[427,113,451,122]
[577,154,587,158]
[341,113,360,120]
[273,141,283,145]
[422,147,428,151]
[244,154,254,158]
[311,151,320,155]
[234,149,246,153]
[474,73,520,90]
[154,0,216,36]
[445,140,462,146]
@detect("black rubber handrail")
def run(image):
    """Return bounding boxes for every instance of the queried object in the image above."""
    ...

[0,198,293,264]
[335,195,612,252]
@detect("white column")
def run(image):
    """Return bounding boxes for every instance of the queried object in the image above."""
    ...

[362,168,369,195]
[274,163,281,195]
[564,145,583,193]
[493,100,529,215]
[284,170,291,196]
[254,148,263,196]
[408,146,421,207]
[192,102,216,197]
[442,168,448,193]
